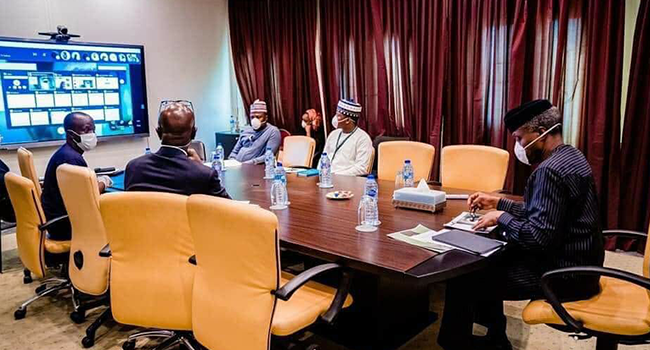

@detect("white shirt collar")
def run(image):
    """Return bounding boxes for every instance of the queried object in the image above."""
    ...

[160,144,188,156]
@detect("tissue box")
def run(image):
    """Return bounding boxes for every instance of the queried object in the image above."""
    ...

[392,187,447,213]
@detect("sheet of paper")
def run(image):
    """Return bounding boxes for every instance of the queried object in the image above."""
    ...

[224,159,242,168]
[444,211,497,234]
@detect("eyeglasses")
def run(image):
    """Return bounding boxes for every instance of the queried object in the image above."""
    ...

[159,100,194,114]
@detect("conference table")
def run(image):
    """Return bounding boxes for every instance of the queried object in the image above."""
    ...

[209,164,516,350]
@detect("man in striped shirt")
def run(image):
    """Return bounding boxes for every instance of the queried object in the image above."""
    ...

[438,100,604,350]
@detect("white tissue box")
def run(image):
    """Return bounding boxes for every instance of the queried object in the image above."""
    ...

[392,187,447,213]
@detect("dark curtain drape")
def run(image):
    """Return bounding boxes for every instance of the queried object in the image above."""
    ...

[319,0,389,138]
[229,0,320,134]
[619,0,650,244]
[578,0,625,229]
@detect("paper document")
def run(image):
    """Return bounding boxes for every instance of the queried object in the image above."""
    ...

[445,211,497,234]
[388,224,504,257]
[224,159,242,168]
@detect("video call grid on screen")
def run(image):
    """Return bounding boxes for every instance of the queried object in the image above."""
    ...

[0,38,149,146]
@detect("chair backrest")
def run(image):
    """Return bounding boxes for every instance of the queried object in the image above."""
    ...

[377,141,435,181]
[189,140,207,162]
[100,192,194,330]
[282,136,316,168]
[4,172,46,278]
[440,145,510,192]
[279,128,291,149]
[188,195,279,350]
[17,147,42,199]
[372,135,409,173]
[57,164,109,296]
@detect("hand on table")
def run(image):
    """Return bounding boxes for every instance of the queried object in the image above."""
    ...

[472,210,504,230]
[467,192,500,211]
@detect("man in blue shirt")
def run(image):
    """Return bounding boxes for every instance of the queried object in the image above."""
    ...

[42,112,111,241]
[228,99,281,164]
[125,100,230,198]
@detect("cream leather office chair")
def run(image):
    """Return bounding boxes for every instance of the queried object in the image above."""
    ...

[57,164,111,348]
[100,192,196,350]
[522,228,650,350]
[440,145,509,192]
[187,195,352,350]
[281,136,316,168]
[17,147,42,199]
[377,141,435,181]
[4,172,71,320]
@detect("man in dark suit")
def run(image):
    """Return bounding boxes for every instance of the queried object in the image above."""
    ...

[125,101,230,198]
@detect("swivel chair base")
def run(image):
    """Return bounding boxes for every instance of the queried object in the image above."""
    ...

[14,276,71,320]
[122,330,198,350]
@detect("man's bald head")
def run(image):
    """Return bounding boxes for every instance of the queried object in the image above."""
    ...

[156,102,197,147]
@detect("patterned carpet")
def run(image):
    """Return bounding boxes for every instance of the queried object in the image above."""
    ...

[1,228,648,350]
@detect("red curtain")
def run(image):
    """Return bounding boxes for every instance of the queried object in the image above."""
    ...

[229,0,320,134]
[619,0,650,239]
[578,0,625,228]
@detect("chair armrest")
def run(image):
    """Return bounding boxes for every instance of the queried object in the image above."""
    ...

[540,266,650,332]
[320,269,353,324]
[603,229,647,240]
[38,215,68,231]
[99,244,111,258]
[189,255,196,265]
[275,263,342,301]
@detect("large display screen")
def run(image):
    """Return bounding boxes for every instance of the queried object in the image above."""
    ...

[0,37,149,148]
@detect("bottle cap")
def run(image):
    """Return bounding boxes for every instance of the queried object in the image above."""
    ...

[405,159,411,164]
[367,174,375,180]
[322,152,327,156]
[277,162,283,167]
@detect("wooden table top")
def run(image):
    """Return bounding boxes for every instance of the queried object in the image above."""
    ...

[221,164,518,283]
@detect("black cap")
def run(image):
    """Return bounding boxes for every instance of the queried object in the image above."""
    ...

[504,99,553,133]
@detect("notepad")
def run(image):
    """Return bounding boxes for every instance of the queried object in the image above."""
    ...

[297,169,319,177]
[432,229,505,255]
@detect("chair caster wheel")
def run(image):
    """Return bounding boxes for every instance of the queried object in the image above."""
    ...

[122,340,135,350]
[82,336,95,348]
[70,310,86,324]
[14,308,26,320]
[35,284,47,294]
[23,276,33,284]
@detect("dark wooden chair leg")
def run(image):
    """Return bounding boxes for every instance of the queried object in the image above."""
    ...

[595,337,619,350]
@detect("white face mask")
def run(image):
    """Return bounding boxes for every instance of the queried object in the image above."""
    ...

[251,117,262,130]
[514,123,561,166]
[69,130,97,151]
[331,115,339,129]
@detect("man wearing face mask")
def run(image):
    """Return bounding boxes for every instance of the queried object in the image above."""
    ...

[437,100,604,350]
[321,99,373,176]
[125,100,230,198]
[42,112,112,241]
[228,99,281,164]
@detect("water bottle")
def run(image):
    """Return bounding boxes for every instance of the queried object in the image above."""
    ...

[275,162,287,185]
[403,159,414,187]
[356,195,378,232]
[318,152,333,188]
[264,147,275,179]
[364,174,379,199]
[211,151,223,176]
[216,143,225,170]
[270,174,288,210]
[229,116,236,133]
[144,147,151,155]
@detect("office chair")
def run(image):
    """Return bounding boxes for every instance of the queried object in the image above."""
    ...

[187,195,352,350]
[99,192,197,350]
[17,147,42,199]
[4,172,72,320]
[377,141,435,181]
[371,135,409,174]
[281,136,316,168]
[57,164,111,348]
[522,228,650,350]
[440,145,510,192]
[189,140,207,162]
[277,129,292,163]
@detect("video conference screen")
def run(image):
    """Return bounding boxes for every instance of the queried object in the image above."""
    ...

[0,38,149,148]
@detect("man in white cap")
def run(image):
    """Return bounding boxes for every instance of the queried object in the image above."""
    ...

[321,99,373,176]
[229,99,281,164]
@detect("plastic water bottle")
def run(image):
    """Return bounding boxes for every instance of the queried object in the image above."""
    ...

[319,152,333,188]
[216,143,225,160]
[264,147,275,179]
[403,159,414,187]
[270,174,288,210]
[275,162,287,185]
[211,151,223,176]
[144,147,151,155]
[356,195,379,232]
[364,174,379,199]
[229,116,236,133]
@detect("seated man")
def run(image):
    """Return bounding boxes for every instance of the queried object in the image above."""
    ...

[228,99,281,164]
[125,100,230,198]
[0,159,15,222]
[42,112,111,241]
[321,99,373,176]
[437,100,604,350]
